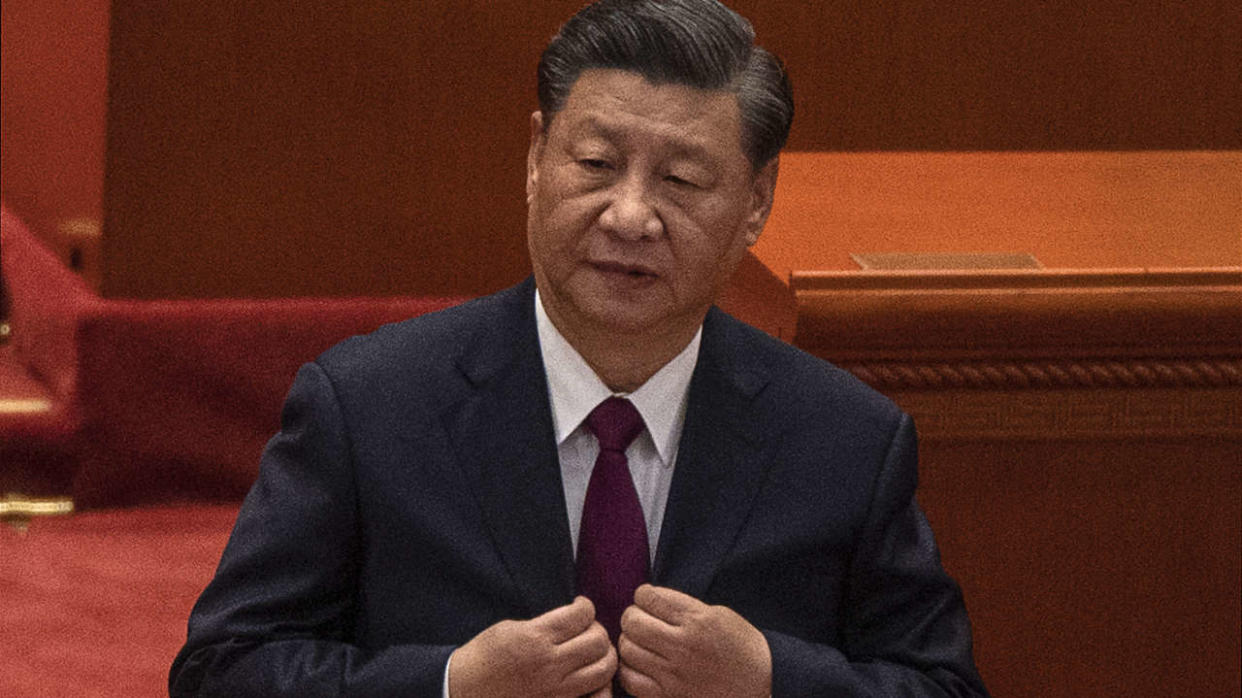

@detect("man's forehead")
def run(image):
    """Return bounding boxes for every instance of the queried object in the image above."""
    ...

[552,69,744,156]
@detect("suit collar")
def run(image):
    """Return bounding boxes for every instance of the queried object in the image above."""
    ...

[452,278,539,388]
[653,307,773,597]
[442,278,578,616]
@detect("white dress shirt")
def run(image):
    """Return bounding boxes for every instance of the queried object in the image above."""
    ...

[443,290,701,696]
[535,289,701,559]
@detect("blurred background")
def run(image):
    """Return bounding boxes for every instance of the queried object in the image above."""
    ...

[2,1,1239,696]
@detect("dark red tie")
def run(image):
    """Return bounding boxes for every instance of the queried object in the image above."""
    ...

[576,397,649,643]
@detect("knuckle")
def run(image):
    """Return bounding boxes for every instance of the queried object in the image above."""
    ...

[591,656,616,684]
[593,620,612,640]
[589,631,611,656]
[708,603,734,624]
[605,646,620,672]
[685,611,711,635]
[617,665,639,694]
[617,635,635,663]
[495,619,522,641]
[579,595,595,615]
[667,629,693,661]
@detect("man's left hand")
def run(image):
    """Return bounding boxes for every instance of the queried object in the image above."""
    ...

[617,584,771,697]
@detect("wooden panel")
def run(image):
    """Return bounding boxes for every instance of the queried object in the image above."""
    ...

[920,438,1240,697]
[792,267,1242,697]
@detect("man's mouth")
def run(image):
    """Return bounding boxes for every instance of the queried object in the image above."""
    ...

[591,261,658,279]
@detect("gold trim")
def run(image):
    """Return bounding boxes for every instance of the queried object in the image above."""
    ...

[0,398,53,414]
[793,266,1242,292]
[1,498,74,517]
[1,494,74,532]
[850,252,1042,270]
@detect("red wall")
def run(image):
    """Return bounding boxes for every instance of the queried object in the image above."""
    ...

[0,0,110,269]
[3,0,1239,298]
[745,0,1242,151]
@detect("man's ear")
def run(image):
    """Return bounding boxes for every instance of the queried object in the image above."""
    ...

[743,156,779,246]
[526,111,546,205]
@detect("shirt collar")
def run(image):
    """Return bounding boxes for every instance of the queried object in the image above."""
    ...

[535,289,701,467]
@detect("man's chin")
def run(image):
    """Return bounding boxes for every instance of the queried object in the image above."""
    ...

[586,305,662,333]
[580,299,705,341]
[565,295,663,333]
[549,282,694,338]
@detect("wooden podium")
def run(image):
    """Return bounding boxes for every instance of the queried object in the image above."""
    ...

[759,151,1241,697]
[795,267,1240,439]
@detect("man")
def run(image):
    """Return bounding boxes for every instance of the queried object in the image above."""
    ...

[171,1,987,696]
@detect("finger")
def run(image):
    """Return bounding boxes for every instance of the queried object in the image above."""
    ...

[618,660,662,698]
[553,620,612,671]
[633,584,700,626]
[618,631,669,676]
[533,596,595,643]
[619,605,677,659]
[561,637,618,696]
[585,687,612,698]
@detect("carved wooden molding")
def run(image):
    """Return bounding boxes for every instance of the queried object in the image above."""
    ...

[841,358,1242,391]
[791,267,1242,439]
[892,388,1242,439]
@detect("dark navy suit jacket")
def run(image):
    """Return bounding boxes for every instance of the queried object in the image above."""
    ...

[170,278,987,696]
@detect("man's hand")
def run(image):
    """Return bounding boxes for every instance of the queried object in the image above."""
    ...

[617,584,771,697]
[449,595,617,697]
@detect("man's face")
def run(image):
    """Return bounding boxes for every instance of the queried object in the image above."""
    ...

[526,69,776,341]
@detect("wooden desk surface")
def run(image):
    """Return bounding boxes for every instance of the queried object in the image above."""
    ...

[754,150,1241,278]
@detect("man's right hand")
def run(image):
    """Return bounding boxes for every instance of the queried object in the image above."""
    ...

[448,596,617,697]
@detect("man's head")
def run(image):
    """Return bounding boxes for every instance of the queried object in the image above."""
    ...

[537,0,793,171]
[526,0,793,367]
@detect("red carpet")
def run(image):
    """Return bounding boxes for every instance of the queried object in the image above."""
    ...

[0,504,239,697]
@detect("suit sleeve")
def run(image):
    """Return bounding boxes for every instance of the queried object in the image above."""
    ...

[761,414,990,697]
[169,361,455,697]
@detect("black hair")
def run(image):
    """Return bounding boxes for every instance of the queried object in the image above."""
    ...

[537,0,794,169]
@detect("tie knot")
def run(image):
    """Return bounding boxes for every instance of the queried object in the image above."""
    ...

[585,397,645,453]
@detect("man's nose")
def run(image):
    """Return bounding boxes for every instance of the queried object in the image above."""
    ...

[598,176,663,241]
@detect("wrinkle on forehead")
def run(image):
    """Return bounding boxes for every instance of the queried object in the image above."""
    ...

[555,69,745,165]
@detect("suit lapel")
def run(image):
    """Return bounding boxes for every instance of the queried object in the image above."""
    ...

[652,309,771,599]
[441,280,577,617]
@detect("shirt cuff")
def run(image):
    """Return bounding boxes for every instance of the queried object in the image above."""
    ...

[442,650,453,698]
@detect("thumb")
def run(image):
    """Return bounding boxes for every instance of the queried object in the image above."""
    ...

[533,595,595,642]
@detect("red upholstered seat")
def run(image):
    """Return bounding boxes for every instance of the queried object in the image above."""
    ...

[1,204,467,505]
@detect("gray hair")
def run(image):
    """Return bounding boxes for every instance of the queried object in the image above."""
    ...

[537,0,794,170]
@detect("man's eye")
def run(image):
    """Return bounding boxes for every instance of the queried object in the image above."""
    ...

[665,174,699,188]
[579,159,612,171]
